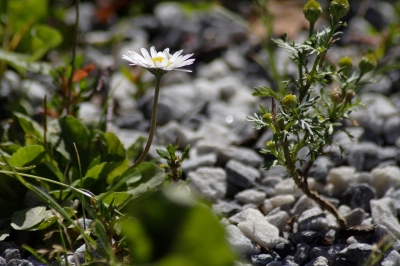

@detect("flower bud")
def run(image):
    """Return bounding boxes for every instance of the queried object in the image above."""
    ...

[359,54,377,75]
[345,90,355,101]
[282,94,298,109]
[266,140,276,150]
[303,0,323,25]
[330,88,342,103]
[338,57,352,76]
[262,113,272,122]
[329,0,350,22]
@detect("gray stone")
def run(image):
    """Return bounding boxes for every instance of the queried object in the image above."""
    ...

[235,189,266,204]
[225,224,260,255]
[298,207,328,231]
[188,167,227,201]
[251,254,275,266]
[347,142,381,171]
[21,80,48,107]
[371,165,400,197]
[181,152,217,174]
[373,225,400,252]
[343,208,366,227]
[335,243,380,265]
[309,245,345,264]
[361,74,392,95]
[224,48,247,69]
[212,201,241,217]
[196,121,239,146]
[226,159,260,189]
[308,156,334,183]
[0,257,5,266]
[78,102,102,125]
[216,146,263,168]
[157,121,199,148]
[350,93,398,135]
[267,262,282,266]
[327,166,356,196]
[237,209,280,248]
[198,59,230,80]
[5,259,33,266]
[381,250,400,266]
[294,243,309,265]
[274,179,303,197]
[307,256,329,266]
[282,257,299,266]
[154,2,183,27]
[384,116,400,145]
[392,189,400,216]
[291,195,318,216]
[3,249,20,262]
[266,211,290,232]
[289,231,325,245]
[370,197,400,237]
[341,184,376,212]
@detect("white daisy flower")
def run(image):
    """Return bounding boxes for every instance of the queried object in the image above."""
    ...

[122,46,195,75]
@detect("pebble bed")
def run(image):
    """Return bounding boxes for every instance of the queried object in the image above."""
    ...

[1,1,400,265]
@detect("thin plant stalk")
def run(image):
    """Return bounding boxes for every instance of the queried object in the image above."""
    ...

[132,75,163,166]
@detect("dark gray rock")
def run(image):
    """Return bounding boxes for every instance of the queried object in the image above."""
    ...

[274,243,296,258]
[334,243,381,266]
[343,208,366,227]
[341,184,376,212]
[281,256,299,266]
[3,249,20,262]
[294,243,309,265]
[309,245,346,264]
[251,252,280,266]
[267,261,282,266]
[226,159,260,190]
[306,256,329,266]
[308,156,334,183]
[288,231,325,245]
[298,207,328,231]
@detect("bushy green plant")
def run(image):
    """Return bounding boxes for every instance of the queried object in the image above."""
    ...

[247,0,376,229]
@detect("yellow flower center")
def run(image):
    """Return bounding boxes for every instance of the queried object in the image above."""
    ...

[152,57,164,63]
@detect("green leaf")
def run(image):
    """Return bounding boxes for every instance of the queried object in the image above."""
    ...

[252,86,279,99]
[156,149,171,160]
[48,116,91,172]
[0,49,51,75]
[30,207,75,231]
[181,145,190,161]
[127,136,146,161]
[121,188,236,265]
[30,24,63,60]
[127,163,165,197]
[9,145,45,167]
[14,112,44,141]
[11,206,47,230]
[97,192,132,208]
[7,0,48,32]
[99,132,126,162]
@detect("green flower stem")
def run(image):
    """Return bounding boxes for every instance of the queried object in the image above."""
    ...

[299,26,338,102]
[133,74,163,166]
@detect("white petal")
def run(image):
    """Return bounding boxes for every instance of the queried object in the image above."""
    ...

[170,50,183,62]
[141,48,153,64]
[150,46,157,58]
[173,69,192,72]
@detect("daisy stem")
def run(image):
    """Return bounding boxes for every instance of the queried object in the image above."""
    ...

[133,74,163,166]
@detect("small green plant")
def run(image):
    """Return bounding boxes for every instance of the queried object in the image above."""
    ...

[247,0,376,229]
[157,143,190,184]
